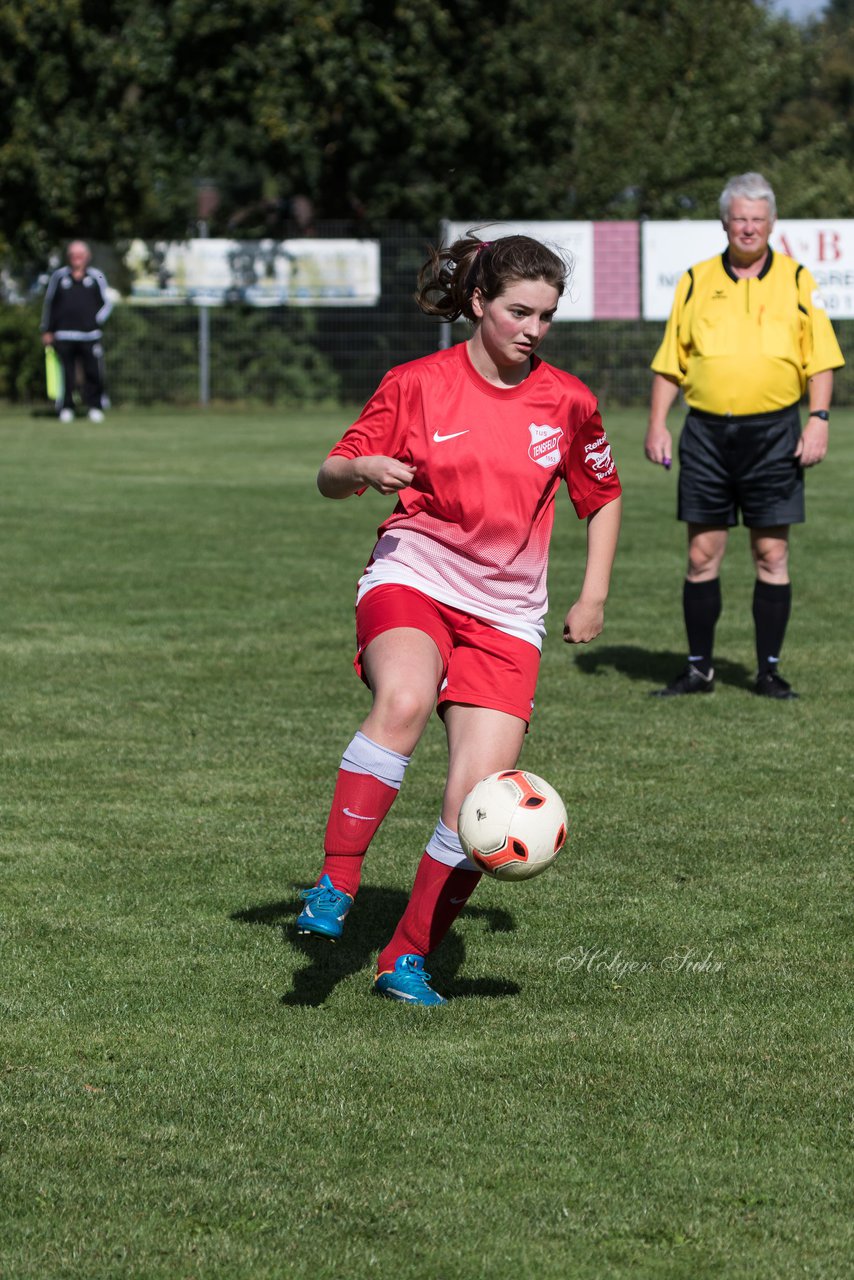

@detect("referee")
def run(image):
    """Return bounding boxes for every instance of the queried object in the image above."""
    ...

[645,173,844,699]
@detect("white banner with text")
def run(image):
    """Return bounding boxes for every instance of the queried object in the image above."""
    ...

[642,220,854,319]
[124,238,381,306]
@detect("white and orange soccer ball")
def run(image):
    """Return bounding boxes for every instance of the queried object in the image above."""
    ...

[457,770,568,881]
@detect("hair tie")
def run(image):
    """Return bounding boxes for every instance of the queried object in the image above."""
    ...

[476,240,492,254]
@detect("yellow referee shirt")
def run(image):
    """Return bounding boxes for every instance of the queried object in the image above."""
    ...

[651,249,845,416]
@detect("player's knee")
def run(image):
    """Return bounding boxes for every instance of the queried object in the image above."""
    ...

[373,684,433,735]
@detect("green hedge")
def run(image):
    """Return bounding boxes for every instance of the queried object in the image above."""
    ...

[108,306,342,406]
[0,303,342,407]
[0,304,45,402]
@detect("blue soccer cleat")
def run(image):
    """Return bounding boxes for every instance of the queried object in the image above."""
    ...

[374,954,447,1006]
[296,874,353,941]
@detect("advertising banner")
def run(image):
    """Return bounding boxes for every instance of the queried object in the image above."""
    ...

[123,238,381,306]
[642,220,854,320]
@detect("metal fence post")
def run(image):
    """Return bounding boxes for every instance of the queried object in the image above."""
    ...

[199,304,210,406]
[197,217,210,405]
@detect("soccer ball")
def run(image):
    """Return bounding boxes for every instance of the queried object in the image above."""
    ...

[457,770,568,881]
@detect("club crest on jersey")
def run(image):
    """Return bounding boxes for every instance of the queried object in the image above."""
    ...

[527,423,563,469]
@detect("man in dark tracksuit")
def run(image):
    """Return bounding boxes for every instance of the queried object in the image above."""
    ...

[41,241,113,422]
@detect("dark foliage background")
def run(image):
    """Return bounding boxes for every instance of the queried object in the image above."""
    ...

[1,1,851,267]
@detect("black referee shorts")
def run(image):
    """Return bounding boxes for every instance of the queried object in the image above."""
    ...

[678,404,805,529]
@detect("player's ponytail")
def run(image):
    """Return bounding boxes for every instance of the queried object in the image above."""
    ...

[415,233,570,323]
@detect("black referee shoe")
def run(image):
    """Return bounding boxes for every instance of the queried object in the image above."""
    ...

[754,670,799,699]
[650,664,715,697]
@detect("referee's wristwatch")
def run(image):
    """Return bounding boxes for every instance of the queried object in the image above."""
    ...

[809,410,830,421]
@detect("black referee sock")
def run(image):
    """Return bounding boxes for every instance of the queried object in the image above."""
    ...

[753,580,792,676]
[683,578,721,677]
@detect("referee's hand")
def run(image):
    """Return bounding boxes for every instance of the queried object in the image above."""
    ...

[795,419,828,468]
[644,423,672,469]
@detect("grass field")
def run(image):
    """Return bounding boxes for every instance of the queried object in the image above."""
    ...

[1,404,851,1279]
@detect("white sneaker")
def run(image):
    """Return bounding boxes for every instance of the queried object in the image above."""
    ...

[88,408,105,423]
[59,408,74,423]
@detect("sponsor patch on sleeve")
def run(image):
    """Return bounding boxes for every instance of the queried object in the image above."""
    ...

[584,435,615,481]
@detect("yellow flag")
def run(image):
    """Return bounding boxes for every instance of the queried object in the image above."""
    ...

[45,346,63,401]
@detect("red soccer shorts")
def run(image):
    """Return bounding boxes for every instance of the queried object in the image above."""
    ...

[354,584,540,724]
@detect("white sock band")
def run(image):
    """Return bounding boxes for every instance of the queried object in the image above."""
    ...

[426,817,478,872]
[341,731,410,791]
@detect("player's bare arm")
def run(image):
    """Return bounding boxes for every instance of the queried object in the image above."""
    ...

[563,496,622,644]
[317,454,416,499]
[645,373,681,466]
[796,370,833,467]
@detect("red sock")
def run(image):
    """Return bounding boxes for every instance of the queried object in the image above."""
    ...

[376,853,481,973]
[320,768,399,896]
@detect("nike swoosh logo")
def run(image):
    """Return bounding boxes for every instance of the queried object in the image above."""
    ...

[303,904,347,921]
[343,807,376,821]
[450,896,468,904]
[432,430,469,443]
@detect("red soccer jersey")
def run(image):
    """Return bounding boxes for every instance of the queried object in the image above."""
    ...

[328,342,621,648]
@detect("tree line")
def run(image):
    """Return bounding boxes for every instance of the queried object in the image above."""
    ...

[1,0,851,270]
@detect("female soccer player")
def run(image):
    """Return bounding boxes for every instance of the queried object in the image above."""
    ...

[297,234,622,1005]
